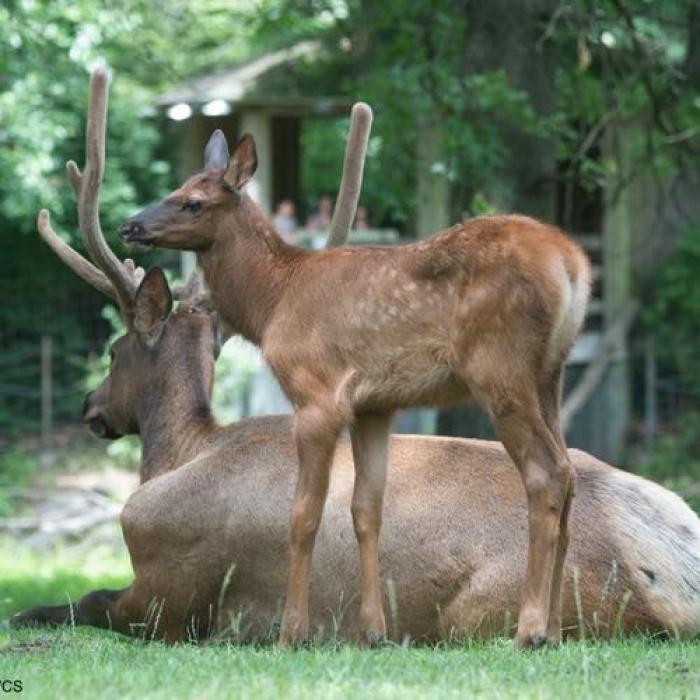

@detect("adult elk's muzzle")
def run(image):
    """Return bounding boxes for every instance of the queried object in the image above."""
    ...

[82,391,123,440]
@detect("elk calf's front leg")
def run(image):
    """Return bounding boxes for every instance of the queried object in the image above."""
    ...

[350,411,393,645]
[279,405,343,646]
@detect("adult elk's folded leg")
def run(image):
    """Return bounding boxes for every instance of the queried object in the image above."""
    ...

[11,588,128,631]
[350,411,393,645]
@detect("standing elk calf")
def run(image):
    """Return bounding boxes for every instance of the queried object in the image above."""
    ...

[10,269,700,642]
[119,84,590,645]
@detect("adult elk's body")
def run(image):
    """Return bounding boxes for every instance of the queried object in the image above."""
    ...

[11,273,700,642]
[122,126,590,648]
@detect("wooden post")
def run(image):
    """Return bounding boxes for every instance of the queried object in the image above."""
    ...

[644,335,658,452]
[416,121,450,238]
[239,110,273,215]
[40,334,53,448]
[599,123,634,461]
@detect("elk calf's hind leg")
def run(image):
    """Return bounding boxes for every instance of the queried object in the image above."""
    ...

[490,406,571,650]
[518,439,572,649]
[546,466,576,642]
[279,404,344,646]
[350,411,393,645]
[538,369,575,644]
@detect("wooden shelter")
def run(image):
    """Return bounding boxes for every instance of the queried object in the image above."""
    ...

[155,42,636,462]
[156,40,352,216]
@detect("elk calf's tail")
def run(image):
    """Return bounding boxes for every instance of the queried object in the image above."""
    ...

[547,246,591,368]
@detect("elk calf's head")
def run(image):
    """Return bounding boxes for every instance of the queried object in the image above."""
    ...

[120,132,258,251]
[83,268,220,440]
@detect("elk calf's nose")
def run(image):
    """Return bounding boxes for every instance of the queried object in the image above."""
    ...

[119,220,144,238]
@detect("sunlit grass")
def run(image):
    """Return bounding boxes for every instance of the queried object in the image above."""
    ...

[0,538,131,620]
[1,540,698,699]
[0,627,698,700]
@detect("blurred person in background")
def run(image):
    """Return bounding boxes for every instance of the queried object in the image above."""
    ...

[307,194,333,230]
[353,205,369,230]
[272,199,298,244]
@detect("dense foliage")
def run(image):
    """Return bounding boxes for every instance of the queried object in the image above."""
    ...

[0,1,265,433]
[293,0,700,224]
[642,224,700,485]
[647,224,700,396]
[1,1,699,460]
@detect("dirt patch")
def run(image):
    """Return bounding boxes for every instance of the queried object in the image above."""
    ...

[0,637,57,655]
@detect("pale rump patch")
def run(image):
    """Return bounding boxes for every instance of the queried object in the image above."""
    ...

[546,252,591,367]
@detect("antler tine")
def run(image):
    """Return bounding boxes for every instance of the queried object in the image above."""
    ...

[326,102,373,249]
[124,258,146,287]
[172,267,209,308]
[37,209,117,299]
[73,67,138,320]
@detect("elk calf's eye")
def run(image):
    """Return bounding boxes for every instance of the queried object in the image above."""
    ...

[183,200,202,212]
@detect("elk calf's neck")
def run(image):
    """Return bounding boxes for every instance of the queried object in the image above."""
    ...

[122,123,590,650]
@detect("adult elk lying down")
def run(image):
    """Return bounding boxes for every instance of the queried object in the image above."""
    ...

[120,71,591,649]
[11,269,700,642]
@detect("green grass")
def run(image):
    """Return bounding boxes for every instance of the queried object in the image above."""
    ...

[0,539,132,621]
[1,541,698,700]
[1,629,698,700]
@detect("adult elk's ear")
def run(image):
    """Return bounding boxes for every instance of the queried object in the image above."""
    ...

[223,134,257,190]
[204,129,230,171]
[134,267,173,347]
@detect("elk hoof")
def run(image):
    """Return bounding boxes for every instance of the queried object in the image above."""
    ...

[362,630,387,648]
[277,618,310,648]
[277,633,311,649]
[277,637,313,650]
[514,632,551,651]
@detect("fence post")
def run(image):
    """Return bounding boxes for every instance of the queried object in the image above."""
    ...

[41,334,53,449]
[643,334,657,452]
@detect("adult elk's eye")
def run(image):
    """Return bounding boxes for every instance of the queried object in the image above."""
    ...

[182,200,202,213]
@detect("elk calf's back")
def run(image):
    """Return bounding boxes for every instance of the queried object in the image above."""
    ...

[261,215,590,414]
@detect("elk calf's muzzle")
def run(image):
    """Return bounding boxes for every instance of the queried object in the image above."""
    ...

[119,219,149,244]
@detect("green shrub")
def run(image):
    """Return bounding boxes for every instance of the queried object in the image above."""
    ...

[645,224,700,395]
[0,448,39,517]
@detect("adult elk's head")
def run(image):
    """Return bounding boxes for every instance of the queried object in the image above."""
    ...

[120,132,258,252]
[37,67,221,441]
[83,268,220,440]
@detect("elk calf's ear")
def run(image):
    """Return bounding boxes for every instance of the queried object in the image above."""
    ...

[204,129,230,171]
[224,134,257,190]
[134,268,173,347]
